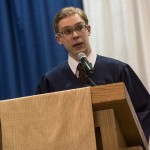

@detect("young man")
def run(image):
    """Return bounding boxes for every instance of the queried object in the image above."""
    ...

[36,7,150,140]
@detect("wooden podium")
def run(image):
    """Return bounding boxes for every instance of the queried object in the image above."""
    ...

[0,82,148,150]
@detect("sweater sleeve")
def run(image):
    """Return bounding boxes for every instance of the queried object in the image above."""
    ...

[120,64,150,140]
[36,75,53,94]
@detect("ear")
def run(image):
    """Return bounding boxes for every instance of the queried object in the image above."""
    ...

[87,25,91,36]
[55,34,63,45]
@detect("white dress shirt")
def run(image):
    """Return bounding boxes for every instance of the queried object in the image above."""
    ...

[68,51,97,77]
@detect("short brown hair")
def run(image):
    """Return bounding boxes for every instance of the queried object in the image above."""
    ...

[54,7,88,33]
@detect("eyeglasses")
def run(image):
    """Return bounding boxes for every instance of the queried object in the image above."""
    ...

[57,24,88,39]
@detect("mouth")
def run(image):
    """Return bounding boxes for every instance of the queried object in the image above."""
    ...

[73,42,83,49]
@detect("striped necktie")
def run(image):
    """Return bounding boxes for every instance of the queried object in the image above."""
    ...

[77,63,86,85]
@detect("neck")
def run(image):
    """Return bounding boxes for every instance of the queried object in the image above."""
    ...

[75,47,92,61]
[70,51,93,62]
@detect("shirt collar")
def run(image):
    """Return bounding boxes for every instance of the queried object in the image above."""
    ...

[68,51,97,74]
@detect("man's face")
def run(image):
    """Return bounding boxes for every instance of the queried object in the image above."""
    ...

[55,14,91,60]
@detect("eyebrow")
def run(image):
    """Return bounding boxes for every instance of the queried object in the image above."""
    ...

[61,22,85,31]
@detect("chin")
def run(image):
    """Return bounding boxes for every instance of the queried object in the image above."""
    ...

[76,49,86,53]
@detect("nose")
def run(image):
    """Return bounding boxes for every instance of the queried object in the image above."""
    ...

[72,30,79,39]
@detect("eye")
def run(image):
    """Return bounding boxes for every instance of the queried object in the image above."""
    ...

[63,29,72,35]
[76,25,84,32]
